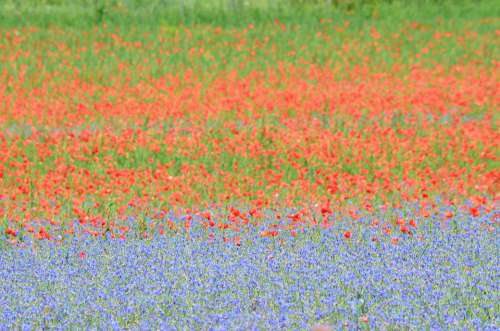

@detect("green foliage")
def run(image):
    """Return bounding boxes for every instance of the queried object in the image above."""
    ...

[0,0,498,27]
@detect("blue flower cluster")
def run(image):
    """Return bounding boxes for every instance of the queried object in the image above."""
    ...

[0,210,498,330]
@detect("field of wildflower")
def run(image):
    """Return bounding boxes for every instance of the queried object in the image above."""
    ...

[0,0,498,329]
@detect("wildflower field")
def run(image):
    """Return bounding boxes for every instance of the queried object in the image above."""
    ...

[0,0,499,329]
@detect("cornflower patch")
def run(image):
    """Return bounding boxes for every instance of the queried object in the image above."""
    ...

[0,1,498,329]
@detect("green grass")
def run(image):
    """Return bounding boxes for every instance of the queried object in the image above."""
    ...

[1,4,498,90]
[1,0,499,28]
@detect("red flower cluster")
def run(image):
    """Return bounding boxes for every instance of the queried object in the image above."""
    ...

[0,22,497,242]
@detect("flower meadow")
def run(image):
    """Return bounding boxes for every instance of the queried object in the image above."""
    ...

[0,211,498,330]
[0,0,499,329]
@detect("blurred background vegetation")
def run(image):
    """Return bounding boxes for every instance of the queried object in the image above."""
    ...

[0,0,497,27]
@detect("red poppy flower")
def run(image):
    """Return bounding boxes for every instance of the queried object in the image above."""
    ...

[469,207,480,217]
[400,225,410,234]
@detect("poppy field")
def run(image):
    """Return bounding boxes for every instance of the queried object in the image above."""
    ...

[0,0,499,329]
